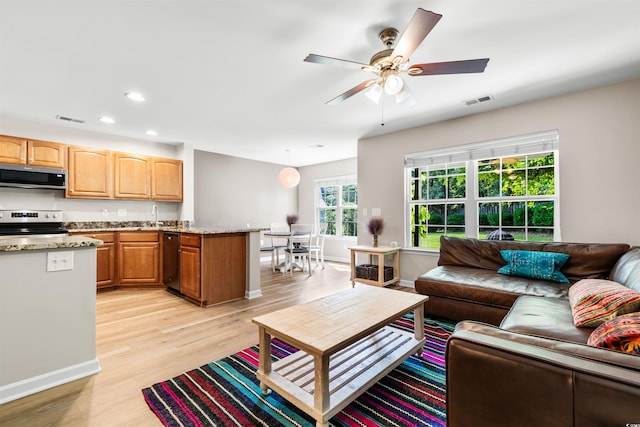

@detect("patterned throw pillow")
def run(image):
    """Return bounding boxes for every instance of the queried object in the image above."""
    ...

[498,250,570,283]
[568,279,640,327]
[587,312,640,355]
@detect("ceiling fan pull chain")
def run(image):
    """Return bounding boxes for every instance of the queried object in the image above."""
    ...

[380,101,385,127]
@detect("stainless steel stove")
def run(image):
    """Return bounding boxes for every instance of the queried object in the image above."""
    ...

[0,210,67,238]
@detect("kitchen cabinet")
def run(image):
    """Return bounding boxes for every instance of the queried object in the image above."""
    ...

[179,234,201,300]
[117,231,161,285]
[67,146,113,199]
[114,152,151,199]
[179,233,246,307]
[152,157,183,201]
[70,231,116,288]
[0,134,66,168]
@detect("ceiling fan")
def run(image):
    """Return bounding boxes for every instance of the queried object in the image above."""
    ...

[304,8,490,107]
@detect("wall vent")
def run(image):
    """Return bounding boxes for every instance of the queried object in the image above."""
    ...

[56,115,85,124]
[464,95,494,106]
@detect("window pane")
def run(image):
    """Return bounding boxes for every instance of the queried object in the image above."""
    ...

[528,166,554,195]
[319,186,337,207]
[478,171,500,197]
[478,202,499,226]
[428,176,446,199]
[501,169,526,196]
[448,174,466,199]
[527,201,554,227]
[319,209,336,235]
[428,204,445,225]
[342,184,358,205]
[342,208,357,236]
[446,203,465,225]
[478,158,498,173]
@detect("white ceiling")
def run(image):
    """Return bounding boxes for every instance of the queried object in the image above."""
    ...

[1,1,640,167]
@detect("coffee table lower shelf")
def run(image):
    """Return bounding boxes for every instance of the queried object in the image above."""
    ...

[256,326,424,426]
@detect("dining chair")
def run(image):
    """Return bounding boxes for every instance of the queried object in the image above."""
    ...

[269,222,289,271]
[284,223,313,276]
[309,223,327,269]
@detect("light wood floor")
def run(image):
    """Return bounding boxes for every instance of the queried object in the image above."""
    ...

[1,261,413,427]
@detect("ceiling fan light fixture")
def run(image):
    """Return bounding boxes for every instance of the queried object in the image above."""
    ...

[396,85,417,108]
[384,75,404,95]
[365,83,384,104]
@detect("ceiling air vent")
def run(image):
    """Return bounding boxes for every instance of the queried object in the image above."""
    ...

[464,95,494,106]
[56,115,85,124]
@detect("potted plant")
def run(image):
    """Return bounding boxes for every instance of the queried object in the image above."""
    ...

[366,217,385,247]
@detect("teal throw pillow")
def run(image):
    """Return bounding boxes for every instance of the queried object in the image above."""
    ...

[498,250,570,283]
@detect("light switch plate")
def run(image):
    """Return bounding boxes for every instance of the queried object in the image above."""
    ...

[117,209,127,217]
[372,208,382,216]
[47,251,74,272]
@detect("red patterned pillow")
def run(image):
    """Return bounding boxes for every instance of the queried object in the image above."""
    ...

[587,313,640,355]
[568,279,640,327]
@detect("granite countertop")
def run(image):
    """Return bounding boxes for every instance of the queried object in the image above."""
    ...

[69,226,267,234]
[0,235,103,252]
[0,222,269,252]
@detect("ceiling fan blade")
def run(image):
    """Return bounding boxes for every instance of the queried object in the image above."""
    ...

[408,58,490,76]
[391,8,442,64]
[326,79,378,105]
[304,54,373,72]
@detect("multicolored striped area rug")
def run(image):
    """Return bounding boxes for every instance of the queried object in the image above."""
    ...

[142,315,455,427]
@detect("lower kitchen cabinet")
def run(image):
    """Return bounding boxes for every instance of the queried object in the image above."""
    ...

[118,231,161,285]
[179,235,201,299]
[70,231,116,288]
[179,233,246,307]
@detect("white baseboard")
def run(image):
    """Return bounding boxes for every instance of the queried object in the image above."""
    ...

[0,359,101,404]
[245,289,263,299]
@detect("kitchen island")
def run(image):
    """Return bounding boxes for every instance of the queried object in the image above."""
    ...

[67,223,266,305]
[0,234,102,404]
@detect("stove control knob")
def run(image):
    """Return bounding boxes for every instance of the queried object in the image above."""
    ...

[45,213,50,219]
[53,213,58,219]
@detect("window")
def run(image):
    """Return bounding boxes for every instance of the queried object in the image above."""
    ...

[405,130,559,249]
[316,176,358,237]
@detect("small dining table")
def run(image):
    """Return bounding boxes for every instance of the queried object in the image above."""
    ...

[263,230,311,273]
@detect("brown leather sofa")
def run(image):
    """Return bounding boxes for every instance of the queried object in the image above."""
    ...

[414,236,630,325]
[415,238,640,426]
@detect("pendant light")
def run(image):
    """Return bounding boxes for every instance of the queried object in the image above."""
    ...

[279,167,300,188]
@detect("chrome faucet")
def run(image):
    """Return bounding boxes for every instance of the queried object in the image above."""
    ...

[152,205,161,227]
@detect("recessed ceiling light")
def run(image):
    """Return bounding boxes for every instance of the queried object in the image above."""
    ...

[99,116,115,124]
[125,92,146,102]
[145,129,158,136]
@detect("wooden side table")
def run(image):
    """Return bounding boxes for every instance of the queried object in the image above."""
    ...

[349,245,400,287]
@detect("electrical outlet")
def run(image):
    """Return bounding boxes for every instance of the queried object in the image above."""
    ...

[117,209,127,217]
[47,251,74,272]
[363,208,368,216]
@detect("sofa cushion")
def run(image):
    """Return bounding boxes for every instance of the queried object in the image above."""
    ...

[416,265,571,309]
[498,250,570,283]
[610,247,640,292]
[588,312,640,355]
[568,279,640,327]
[437,236,629,281]
[500,295,592,343]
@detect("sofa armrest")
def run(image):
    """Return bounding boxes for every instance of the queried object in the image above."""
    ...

[446,321,640,427]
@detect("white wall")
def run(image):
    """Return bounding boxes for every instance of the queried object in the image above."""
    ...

[193,150,297,229]
[299,158,357,262]
[358,77,640,284]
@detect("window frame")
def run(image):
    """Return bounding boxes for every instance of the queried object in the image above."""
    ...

[315,175,358,239]
[404,130,560,251]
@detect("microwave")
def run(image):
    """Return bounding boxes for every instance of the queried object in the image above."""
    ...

[0,164,67,190]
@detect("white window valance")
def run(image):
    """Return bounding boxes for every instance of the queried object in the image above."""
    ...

[404,130,559,168]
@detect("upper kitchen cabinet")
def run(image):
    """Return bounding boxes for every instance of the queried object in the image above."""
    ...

[152,157,183,201]
[0,134,66,168]
[114,152,151,199]
[67,146,114,199]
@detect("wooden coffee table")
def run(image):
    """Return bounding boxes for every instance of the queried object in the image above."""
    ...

[252,286,429,427]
